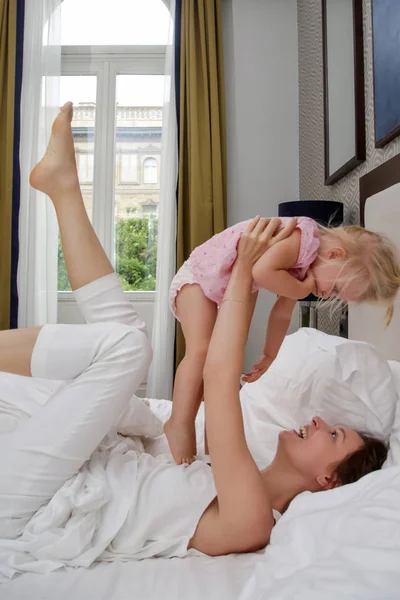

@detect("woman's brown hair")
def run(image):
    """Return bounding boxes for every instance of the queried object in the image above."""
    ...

[333,433,388,486]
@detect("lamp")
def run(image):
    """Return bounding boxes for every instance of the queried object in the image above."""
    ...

[278,200,343,228]
[278,200,345,333]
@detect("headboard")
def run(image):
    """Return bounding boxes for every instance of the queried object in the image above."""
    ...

[348,153,400,360]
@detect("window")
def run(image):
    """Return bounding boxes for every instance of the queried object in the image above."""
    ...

[58,1,168,296]
[78,153,94,183]
[60,76,97,221]
[114,74,164,291]
[142,202,158,216]
[143,157,158,184]
[61,0,169,46]
[119,154,139,183]
[58,76,97,292]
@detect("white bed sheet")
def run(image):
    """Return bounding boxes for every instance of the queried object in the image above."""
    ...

[1,553,259,600]
[2,336,400,598]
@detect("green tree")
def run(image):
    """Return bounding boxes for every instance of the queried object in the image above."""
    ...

[115,215,158,291]
[57,215,158,292]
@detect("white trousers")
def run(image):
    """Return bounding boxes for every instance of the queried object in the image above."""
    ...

[0,274,152,538]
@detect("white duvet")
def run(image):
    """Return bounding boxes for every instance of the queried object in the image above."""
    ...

[1,328,400,598]
[0,392,217,581]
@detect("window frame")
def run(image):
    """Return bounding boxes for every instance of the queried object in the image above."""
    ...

[59,45,166,305]
[143,156,158,184]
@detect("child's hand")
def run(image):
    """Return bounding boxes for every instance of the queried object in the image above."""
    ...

[242,354,274,383]
[299,268,316,298]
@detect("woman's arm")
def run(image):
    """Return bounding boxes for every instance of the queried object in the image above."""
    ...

[252,232,315,300]
[202,218,293,552]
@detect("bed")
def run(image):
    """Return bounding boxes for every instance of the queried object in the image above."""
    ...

[235,155,400,600]
[2,156,400,599]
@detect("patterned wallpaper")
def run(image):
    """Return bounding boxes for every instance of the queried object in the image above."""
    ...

[298,0,400,225]
[298,0,400,335]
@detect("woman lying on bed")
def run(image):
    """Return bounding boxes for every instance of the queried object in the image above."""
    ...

[0,104,387,576]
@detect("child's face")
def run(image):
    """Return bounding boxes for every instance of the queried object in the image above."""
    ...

[311,259,344,299]
[311,253,363,302]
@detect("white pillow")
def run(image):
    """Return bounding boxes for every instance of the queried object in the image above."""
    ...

[241,328,397,469]
[385,361,400,467]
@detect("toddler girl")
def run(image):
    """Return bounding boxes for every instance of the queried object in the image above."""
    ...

[165,216,400,464]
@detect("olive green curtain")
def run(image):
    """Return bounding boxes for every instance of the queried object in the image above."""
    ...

[0,0,17,330]
[175,0,227,368]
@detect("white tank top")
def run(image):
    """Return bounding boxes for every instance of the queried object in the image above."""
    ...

[106,454,281,560]
[102,452,217,560]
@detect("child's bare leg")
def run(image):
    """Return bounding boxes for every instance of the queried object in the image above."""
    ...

[165,284,217,465]
[29,102,114,291]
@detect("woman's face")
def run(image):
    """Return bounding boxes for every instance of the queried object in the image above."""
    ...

[278,416,364,490]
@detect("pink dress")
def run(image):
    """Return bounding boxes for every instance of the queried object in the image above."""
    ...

[169,217,320,319]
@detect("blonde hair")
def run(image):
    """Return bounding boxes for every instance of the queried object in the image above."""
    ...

[318,225,400,325]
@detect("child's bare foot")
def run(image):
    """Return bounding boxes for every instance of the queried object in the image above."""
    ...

[30,101,79,197]
[164,418,197,465]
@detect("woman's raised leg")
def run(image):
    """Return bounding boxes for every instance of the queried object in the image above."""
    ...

[30,102,144,330]
[30,102,113,291]
[0,327,40,376]
[0,104,152,538]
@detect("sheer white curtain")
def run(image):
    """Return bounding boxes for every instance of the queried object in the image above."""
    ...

[18,0,61,327]
[147,0,178,399]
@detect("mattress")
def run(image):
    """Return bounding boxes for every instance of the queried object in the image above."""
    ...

[2,553,260,600]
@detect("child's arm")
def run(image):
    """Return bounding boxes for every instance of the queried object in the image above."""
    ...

[243,296,296,383]
[252,230,315,300]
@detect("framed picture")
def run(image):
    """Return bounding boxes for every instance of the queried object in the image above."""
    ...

[372,0,400,148]
[322,0,366,185]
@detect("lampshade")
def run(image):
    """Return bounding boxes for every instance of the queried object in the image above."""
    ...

[278,200,344,301]
[278,200,343,226]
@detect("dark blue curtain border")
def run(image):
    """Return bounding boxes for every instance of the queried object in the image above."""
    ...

[173,0,182,364]
[10,0,25,329]
[174,0,182,149]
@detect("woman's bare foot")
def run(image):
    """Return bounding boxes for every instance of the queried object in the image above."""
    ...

[164,418,197,465]
[30,101,79,197]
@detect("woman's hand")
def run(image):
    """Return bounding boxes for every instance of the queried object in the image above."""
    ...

[235,216,297,270]
[242,353,274,383]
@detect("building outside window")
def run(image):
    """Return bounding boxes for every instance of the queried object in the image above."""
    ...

[58,0,169,296]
